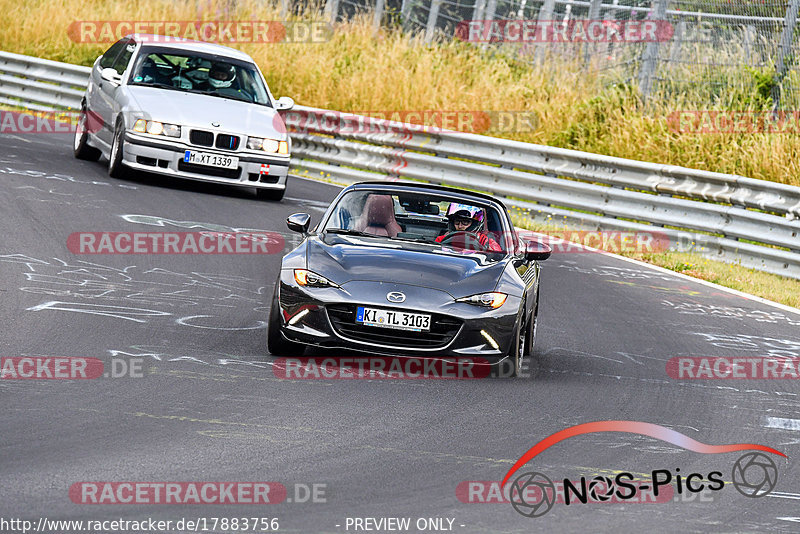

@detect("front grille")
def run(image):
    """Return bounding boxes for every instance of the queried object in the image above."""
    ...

[216,134,240,150]
[177,160,241,179]
[327,304,461,349]
[189,129,214,146]
[249,173,279,183]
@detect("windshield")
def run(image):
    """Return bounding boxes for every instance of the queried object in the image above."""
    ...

[320,190,512,256]
[128,50,271,106]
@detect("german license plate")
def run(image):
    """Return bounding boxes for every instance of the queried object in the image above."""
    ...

[356,306,431,332]
[184,150,238,169]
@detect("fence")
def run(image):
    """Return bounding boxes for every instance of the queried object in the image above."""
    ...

[332,0,800,107]
[1,51,799,279]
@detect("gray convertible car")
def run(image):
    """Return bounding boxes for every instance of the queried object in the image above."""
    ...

[73,34,294,200]
[267,181,551,377]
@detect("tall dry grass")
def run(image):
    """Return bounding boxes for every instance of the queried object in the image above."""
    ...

[2,0,799,186]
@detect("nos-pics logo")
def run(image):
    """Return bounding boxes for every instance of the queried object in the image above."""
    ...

[502,421,785,518]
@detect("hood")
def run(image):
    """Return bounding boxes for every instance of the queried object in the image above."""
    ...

[126,86,287,140]
[307,236,507,298]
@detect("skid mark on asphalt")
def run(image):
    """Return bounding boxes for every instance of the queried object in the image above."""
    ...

[196,429,305,444]
[662,301,800,327]
[1,254,269,330]
[606,279,704,297]
[119,213,278,234]
[543,367,800,402]
[0,165,136,189]
[540,347,661,366]
[200,428,516,467]
[124,410,334,434]
[692,332,800,357]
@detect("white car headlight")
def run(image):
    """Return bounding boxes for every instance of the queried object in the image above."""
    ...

[294,269,340,289]
[248,136,289,154]
[456,292,508,309]
[133,119,180,138]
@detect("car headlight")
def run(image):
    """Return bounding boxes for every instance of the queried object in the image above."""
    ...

[133,119,180,138]
[456,292,507,309]
[294,269,340,288]
[248,136,289,155]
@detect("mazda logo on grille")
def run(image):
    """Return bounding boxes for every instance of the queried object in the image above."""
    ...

[386,291,406,303]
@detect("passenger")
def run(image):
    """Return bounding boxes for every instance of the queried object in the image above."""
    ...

[435,204,502,252]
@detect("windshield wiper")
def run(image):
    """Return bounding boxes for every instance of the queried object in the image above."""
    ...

[391,235,431,243]
[324,228,381,238]
[130,82,182,91]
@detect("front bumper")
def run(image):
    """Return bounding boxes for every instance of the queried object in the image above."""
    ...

[274,272,520,366]
[123,132,289,190]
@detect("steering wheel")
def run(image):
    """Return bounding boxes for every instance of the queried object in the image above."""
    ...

[438,231,488,252]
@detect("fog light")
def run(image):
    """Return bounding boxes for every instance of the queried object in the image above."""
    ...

[288,309,310,326]
[480,330,499,350]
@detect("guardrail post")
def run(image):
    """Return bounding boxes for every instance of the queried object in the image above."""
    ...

[425,0,443,43]
[583,0,603,65]
[484,0,497,22]
[373,0,386,32]
[743,24,755,66]
[534,0,556,63]
[480,0,498,49]
[325,0,341,24]
[638,0,668,100]
[668,20,685,66]
[400,0,413,30]
[773,0,800,108]
[473,0,487,21]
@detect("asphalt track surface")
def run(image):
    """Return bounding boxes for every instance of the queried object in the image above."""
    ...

[2,131,800,534]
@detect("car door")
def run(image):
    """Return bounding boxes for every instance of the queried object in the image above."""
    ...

[93,38,135,145]
[512,224,539,321]
[88,39,127,144]
[104,40,136,135]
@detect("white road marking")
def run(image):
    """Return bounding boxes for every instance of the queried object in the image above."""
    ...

[764,416,800,431]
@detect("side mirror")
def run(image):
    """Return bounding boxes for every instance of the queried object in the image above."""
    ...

[100,68,121,85]
[275,96,295,111]
[287,213,311,234]
[524,240,551,262]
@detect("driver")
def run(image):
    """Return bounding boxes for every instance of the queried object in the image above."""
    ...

[198,62,237,91]
[435,204,502,252]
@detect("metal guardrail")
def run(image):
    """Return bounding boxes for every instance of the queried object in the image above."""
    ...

[2,51,799,279]
[0,51,89,110]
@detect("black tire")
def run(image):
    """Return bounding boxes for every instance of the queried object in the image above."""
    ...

[525,302,538,357]
[267,281,305,356]
[73,107,101,161]
[499,318,525,378]
[256,187,286,201]
[108,121,128,178]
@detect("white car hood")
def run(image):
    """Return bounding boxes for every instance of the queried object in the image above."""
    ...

[126,86,287,140]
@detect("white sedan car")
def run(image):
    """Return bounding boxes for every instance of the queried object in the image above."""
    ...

[74,34,294,200]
